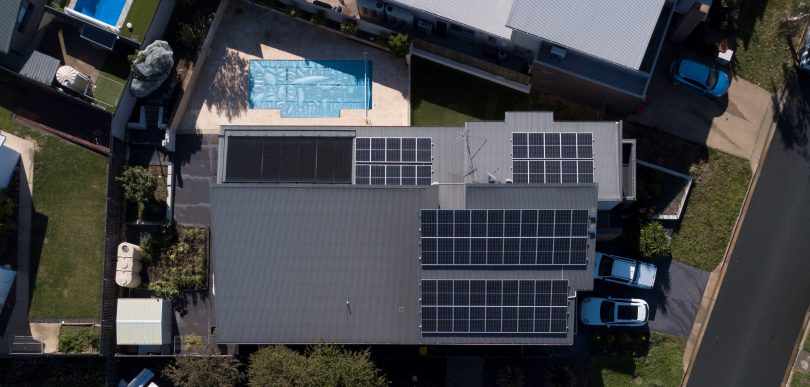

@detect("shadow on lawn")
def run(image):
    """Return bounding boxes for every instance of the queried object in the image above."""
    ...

[26,210,47,316]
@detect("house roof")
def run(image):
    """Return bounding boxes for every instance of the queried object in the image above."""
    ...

[388,0,516,40]
[219,112,625,205]
[211,184,597,345]
[0,0,21,54]
[116,299,172,345]
[506,0,666,70]
[0,265,15,310]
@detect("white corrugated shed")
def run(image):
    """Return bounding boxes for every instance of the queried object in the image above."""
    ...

[116,298,172,345]
[389,0,516,40]
[506,0,666,69]
[0,264,16,310]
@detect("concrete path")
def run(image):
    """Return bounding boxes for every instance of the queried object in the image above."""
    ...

[628,44,773,169]
[28,323,58,353]
[0,132,35,354]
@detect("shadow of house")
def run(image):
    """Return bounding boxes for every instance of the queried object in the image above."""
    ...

[204,49,248,121]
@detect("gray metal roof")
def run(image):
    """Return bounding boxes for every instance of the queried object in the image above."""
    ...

[506,0,665,70]
[387,0,516,40]
[220,112,625,206]
[211,184,596,345]
[0,0,21,54]
[19,51,59,85]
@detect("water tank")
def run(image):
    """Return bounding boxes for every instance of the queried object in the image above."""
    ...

[116,242,143,288]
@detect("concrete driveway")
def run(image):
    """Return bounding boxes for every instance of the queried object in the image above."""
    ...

[581,257,710,337]
[629,44,773,168]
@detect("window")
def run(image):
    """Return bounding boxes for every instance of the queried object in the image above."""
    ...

[450,23,475,38]
[16,0,33,33]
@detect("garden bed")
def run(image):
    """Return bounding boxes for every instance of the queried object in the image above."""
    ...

[141,224,209,299]
[636,161,693,220]
[57,325,100,353]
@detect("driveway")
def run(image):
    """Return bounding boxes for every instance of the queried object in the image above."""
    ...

[582,257,710,337]
[629,44,772,167]
[171,134,218,225]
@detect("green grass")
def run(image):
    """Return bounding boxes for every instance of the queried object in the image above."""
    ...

[121,0,161,42]
[590,334,685,387]
[670,151,751,270]
[794,372,810,387]
[95,54,130,112]
[626,123,751,271]
[0,88,107,319]
[805,332,810,353]
[730,0,804,89]
[410,57,598,126]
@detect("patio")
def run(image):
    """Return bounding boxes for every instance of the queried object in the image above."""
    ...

[177,1,410,133]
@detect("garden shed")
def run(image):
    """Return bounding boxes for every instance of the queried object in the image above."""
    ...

[116,298,172,351]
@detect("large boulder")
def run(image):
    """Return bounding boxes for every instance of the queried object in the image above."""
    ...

[130,40,174,98]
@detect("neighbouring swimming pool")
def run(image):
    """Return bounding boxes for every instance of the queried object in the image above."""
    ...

[72,0,127,27]
[249,60,373,118]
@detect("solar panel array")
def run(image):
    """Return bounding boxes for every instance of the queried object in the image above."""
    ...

[420,209,589,266]
[512,132,594,184]
[355,137,432,185]
[420,280,569,334]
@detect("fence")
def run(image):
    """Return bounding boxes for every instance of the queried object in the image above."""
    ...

[9,336,44,354]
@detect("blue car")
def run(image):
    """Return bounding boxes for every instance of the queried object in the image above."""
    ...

[669,58,730,98]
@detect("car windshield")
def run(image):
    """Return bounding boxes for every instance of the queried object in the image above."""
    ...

[600,301,615,323]
[706,68,718,89]
[598,256,614,277]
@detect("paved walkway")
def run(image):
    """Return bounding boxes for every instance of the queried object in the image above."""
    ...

[171,134,218,225]
[629,45,773,170]
[178,1,410,133]
[0,132,35,354]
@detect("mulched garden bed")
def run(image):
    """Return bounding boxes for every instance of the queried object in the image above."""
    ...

[636,162,692,220]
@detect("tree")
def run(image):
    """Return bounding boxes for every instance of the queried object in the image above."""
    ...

[496,365,526,387]
[164,347,243,387]
[386,33,409,58]
[248,344,388,387]
[639,221,670,258]
[116,166,158,220]
[340,20,359,35]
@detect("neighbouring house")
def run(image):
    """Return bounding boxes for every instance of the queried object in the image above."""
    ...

[0,135,21,189]
[116,298,173,355]
[342,0,711,114]
[210,112,636,346]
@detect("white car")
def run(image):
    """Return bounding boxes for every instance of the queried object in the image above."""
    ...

[594,252,657,289]
[580,297,649,327]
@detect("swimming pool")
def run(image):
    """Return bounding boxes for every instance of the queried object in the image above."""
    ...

[249,60,372,118]
[71,0,127,28]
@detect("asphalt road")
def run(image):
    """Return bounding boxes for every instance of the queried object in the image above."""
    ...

[688,73,810,386]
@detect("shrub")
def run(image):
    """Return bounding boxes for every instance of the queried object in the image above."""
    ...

[605,334,616,344]
[183,333,204,353]
[639,221,670,259]
[637,333,649,343]
[249,345,387,387]
[310,10,326,25]
[165,347,242,387]
[58,326,99,353]
[496,365,526,387]
[619,332,632,345]
[386,33,409,57]
[116,166,158,220]
[340,20,359,35]
[287,6,299,18]
[147,225,208,299]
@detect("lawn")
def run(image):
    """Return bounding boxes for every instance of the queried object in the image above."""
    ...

[625,123,751,271]
[121,0,161,42]
[410,57,598,126]
[722,0,805,89]
[794,372,810,387]
[0,87,107,319]
[590,333,685,387]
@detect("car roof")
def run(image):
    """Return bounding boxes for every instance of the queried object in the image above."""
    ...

[678,58,710,82]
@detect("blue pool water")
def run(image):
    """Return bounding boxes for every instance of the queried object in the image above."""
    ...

[73,0,126,27]
[249,60,373,118]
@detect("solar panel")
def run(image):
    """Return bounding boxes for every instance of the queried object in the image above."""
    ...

[355,137,432,185]
[420,209,590,266]
[421,279,569,334]
[512,132,594,184]
[225,136,353,183]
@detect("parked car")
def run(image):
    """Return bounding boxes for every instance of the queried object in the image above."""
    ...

[594,252,657,289]
[669,57,730,98]
[580,297,649,327]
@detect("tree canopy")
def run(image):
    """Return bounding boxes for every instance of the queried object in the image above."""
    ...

[164,347,243,387]
[248,344,388,387]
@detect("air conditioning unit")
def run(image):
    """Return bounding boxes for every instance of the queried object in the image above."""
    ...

[550,46,567,61]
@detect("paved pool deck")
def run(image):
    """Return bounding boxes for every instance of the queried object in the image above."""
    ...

[178,1,410,133]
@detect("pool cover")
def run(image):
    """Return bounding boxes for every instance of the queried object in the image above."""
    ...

[249,60,372,118]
